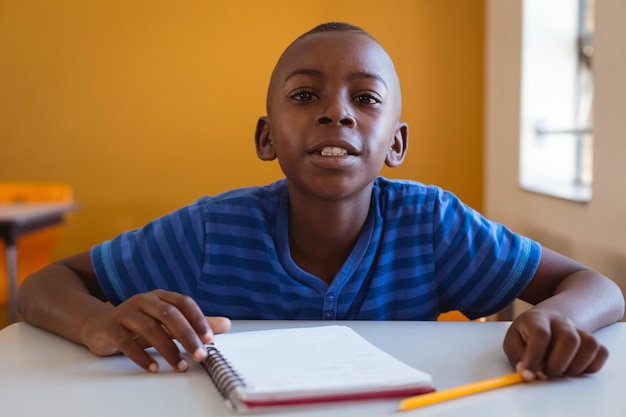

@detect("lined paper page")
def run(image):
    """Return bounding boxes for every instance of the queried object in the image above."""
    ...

[210,325,432,397]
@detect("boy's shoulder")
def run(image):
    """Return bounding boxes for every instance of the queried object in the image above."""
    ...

[373,177,444,199]
[194,180,287,207]
[373,177,467,216]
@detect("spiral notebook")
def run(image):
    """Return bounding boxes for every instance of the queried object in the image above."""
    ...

[201,325,435,413]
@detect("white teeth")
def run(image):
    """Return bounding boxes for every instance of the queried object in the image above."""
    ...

[320,146,348,156]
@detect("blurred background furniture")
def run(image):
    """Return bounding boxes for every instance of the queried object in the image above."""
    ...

[438,311,487,322]
[0,182,74,326]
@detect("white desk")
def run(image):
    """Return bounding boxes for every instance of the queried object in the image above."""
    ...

[1,321,624,417]
[0,202,77,323]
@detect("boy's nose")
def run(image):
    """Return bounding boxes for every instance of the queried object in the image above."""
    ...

[316,98,356,127]
[317,116,355,126]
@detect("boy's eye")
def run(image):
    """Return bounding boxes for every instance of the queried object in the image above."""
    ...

[291,91,318,102]
[354,94,380,105]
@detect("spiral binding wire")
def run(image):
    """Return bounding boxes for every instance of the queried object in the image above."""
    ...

[202,344,248,400]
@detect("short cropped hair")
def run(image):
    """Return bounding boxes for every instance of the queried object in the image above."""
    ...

[295,22,377,43]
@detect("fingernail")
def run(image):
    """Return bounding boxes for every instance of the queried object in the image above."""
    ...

[177,359,189,372]
[193,347,207,361]
[148,362,159,373]
[521,369,535,381]
[202,331,214,344]
[516,362,535,381]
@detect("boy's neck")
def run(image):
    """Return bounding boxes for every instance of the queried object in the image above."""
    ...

[287,190,372,284]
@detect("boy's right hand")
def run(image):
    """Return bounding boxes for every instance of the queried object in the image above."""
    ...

[79,289,231,372]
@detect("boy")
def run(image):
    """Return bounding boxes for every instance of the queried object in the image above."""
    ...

[18,22,624,381]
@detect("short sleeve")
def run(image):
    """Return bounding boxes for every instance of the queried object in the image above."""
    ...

[90,202,207,305]
[432,190,541,319]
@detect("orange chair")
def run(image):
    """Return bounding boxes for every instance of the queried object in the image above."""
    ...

[438,310,487,322]
[0,182,73,308]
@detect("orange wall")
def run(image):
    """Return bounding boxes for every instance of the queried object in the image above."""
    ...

[0,0,484,259]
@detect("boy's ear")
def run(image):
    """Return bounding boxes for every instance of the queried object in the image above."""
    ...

[385,122,408,167]
[255,116,277,161]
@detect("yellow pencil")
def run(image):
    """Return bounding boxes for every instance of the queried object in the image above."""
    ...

[398,372,524,411]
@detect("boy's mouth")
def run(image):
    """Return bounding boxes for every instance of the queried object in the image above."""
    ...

[316,146,350,156]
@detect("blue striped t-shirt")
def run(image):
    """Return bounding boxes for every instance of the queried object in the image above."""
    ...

[91,177,541,320]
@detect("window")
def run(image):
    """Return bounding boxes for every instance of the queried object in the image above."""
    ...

[519,0,594,202]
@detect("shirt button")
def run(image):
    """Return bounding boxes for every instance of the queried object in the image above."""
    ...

[326,293,336,302]
[323,310,335,319]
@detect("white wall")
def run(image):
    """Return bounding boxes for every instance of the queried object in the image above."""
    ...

[485,0,626,315]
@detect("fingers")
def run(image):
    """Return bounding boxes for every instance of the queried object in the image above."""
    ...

[115,312,179,372]
[83,308,172,373]
[207,316,232,335]
[503,325,543,381]
[504,311,608,381]
[541,322,580,375]
[149,291,213,363]
[125,304,196,372]
[86,290,231,373]
[559,332,608,375]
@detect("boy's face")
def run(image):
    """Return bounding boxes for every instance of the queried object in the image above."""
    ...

[256,31,408,202]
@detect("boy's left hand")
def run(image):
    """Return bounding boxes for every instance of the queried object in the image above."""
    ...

[503,309,609,381]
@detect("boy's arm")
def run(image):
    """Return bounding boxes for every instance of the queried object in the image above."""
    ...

[503,247,625,380]
[18,251,231,372]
